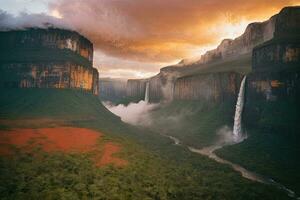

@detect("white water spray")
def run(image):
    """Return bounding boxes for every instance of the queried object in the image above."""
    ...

[233,76,247,141]
[145,82,150,103]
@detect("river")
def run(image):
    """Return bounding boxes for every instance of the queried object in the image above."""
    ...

[166,135,298,199]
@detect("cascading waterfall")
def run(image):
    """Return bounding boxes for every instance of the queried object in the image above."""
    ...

[233,76,247,141]
[144,82,150,103]
[163,76,297,198]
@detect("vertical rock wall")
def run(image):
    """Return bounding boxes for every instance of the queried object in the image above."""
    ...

[126,79,147,100]
[0,62,99,94]
[174,72,243,103]
[0,28,93,62]
[0,28,99,95]
[247,71,300,102]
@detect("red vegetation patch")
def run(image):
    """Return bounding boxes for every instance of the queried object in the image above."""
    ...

[0,127,100,153]
[0,127,127,167]
[96,142,128,167]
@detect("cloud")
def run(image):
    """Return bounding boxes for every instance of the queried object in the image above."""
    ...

[0,9,67,30]
[1,0,299,78]
[49,0,299,63]
[103,101,159,126]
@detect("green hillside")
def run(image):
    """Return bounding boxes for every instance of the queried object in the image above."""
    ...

[148,100,235,148]
[216,98,300,193]
[0,88,291,199]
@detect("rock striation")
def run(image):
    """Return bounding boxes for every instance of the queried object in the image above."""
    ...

[0,28,99,95]
[174,72,243,103]
[126,79,148,100]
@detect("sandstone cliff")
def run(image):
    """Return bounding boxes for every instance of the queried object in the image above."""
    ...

[174,72,243,103]
[139,7,300,103]
[126,79,148,100]
[0,28,99,95]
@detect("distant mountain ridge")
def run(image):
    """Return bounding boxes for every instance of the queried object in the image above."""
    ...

[170,6,299,69]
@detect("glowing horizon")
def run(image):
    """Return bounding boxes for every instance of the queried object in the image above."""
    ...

[1,0,299,79]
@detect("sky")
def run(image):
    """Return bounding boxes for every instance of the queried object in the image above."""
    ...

[0,0,299,79]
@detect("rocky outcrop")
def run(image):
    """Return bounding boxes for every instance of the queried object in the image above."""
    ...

[247,8,300,101]
[0,28,99,95]
[241,7,300,131]
[253,7,300,71]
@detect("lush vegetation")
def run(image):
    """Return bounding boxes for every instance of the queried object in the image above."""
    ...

[0,143,288,200]
[216,98,300,193]
[0,88,290,199]
[148,100,235,148]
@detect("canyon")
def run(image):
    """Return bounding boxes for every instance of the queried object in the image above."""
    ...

[0,4,299,200]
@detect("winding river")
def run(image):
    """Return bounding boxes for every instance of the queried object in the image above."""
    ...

[167,135,299,199]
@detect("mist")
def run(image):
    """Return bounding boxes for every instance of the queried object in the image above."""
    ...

[215,125,247,146]
[103,101,159,126]
[0,10,69,31]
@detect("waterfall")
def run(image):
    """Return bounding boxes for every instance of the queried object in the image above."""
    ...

[233,76,247,140]
[144,82,149,103]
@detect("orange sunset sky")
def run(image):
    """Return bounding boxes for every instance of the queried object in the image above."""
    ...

[1,0,299,78]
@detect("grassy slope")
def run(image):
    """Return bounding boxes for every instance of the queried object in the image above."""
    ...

[148,100,235,148]
[0,88,290,199]
[216,98,300,193]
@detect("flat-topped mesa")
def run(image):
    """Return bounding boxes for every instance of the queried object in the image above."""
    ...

[0,28,93,65]
[0,28,99,95]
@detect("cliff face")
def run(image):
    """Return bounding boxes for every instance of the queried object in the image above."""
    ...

[126,79,147,100]
[177,11,276,67]
[174,72,243,103]
[253,7,300,71]
[0,28,99,95]
[274,6,300,39]
[0,28,93,62]
[240,7,300,132]
[143,6,300,103]
[103,7,299,104]
[247,71,300,102]
[195,18,275,65]
[99,78,127,100]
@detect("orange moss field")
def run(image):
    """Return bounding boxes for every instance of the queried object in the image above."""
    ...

[0,127,127,167]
